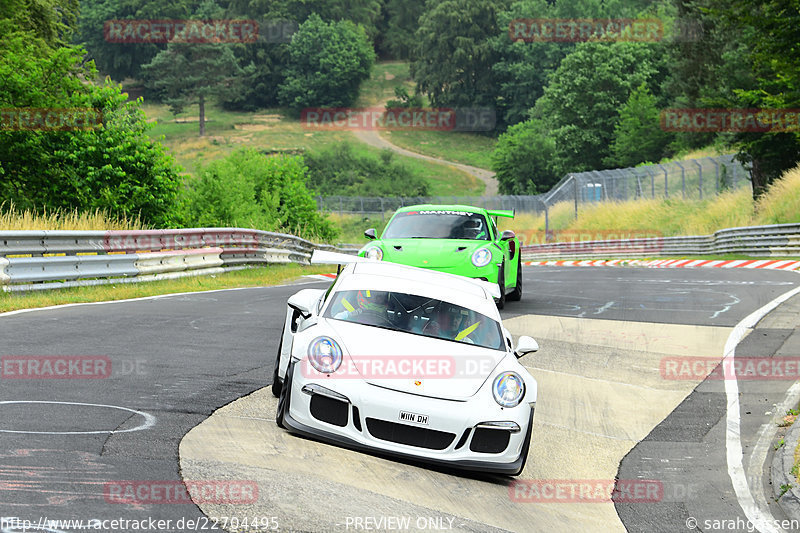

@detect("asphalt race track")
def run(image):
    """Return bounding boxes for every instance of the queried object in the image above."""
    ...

[1,266,799,532]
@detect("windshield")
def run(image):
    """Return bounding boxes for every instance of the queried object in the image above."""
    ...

[324,290,504,350]
[382,210,490,240]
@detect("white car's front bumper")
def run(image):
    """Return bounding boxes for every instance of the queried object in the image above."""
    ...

[280,362,534,475]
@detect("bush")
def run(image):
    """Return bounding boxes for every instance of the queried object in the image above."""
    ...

[278,14,375,113]
[179,149,338,241]
[490,119,560,194]
[304,142,429,196]
[0,32,182,227]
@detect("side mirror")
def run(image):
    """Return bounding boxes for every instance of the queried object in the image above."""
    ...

[500,229,516,241]
[287,289,324,319]
[364,228,377,240]
[514,336,539,358]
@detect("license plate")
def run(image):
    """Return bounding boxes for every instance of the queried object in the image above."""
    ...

[399,410,429,425]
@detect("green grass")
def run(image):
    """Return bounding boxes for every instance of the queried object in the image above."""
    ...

[140,61,487,191]
[142,101,482,194]
[345,142,482,196]
[354,61,415,107]
[326,212,391,244]
[0,264,331,313]
[381,129,496,170]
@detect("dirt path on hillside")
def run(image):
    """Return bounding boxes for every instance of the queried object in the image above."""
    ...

[352,126,499,196]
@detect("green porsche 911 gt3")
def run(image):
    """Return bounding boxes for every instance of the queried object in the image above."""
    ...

[358,205,522,308]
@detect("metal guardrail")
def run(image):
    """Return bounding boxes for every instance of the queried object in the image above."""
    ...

[0,228,358,291]
[520,224,800,260]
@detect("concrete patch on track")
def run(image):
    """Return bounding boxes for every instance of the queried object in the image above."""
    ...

[180,315,733,532]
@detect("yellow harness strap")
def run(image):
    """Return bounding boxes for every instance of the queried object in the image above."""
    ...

[455,321,480,341]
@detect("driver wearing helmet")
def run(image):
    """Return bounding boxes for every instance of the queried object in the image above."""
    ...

[423,304,462,339]
[334,290,388,323]
[461,218,485,240]
[424,303,485,344]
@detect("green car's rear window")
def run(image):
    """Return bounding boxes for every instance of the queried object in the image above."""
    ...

[383,210,489,240]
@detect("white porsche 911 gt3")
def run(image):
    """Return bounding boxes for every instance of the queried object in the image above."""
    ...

[271,251,539,475]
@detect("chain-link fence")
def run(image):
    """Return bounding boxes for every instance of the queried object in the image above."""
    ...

[316,154,751,221]
[543,154,749,208]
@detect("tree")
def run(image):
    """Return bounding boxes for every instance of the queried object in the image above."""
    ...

[380,0,426,59]
[491,119,558,194]
[530,41,664,174]
[0,31,182,226]
[76,0,196,81]
[278,14,374,113]
[142,40,251,136]
[703,0,800,198]
[1,0,79,48]
[411,0,509,108]
[607,83,673,168]
[492,0,625,129]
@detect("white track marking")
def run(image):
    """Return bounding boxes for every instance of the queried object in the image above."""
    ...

[0,280,325,320]
[724,284,800,533]
[0,401,156,435]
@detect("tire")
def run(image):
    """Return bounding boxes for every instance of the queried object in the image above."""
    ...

[271,338,283,397]
[496,263,506,310]
[271,319,286,397]
[276,361,294,429]
[511,409,534,476]
[507,254,523,302]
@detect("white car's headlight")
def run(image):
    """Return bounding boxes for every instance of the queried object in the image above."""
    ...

[492,371,526,407]
[471,247,492,267]
[308,336,343,374]
[365,247,383,261]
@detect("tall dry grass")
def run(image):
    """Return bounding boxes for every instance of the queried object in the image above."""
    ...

[755,164,800,225]
[497,163,800,240]
[0,204,148,230]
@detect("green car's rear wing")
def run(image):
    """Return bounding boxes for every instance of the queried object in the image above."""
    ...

[487,209,515,219]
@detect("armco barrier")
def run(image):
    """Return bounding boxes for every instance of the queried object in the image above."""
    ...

[0,228,358,291]
[521,223,800,260]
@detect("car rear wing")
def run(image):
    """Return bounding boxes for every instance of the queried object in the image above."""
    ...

[311,250,368,265]
[487,209,515,219]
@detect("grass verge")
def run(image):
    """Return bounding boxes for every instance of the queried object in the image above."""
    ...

[1,204,147,230]
[381,129,496,171]
[0,264,331,314]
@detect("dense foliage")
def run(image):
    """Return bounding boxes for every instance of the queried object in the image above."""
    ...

[4,0,799,226]
[277,14,375,114]
[179,149,338,240]
[304,143,429,197]
[0,14,182,226]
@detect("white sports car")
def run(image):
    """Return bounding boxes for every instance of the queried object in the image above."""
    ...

[271,251,539,475]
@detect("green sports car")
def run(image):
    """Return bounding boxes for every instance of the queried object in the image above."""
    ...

[358,205,522,308]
